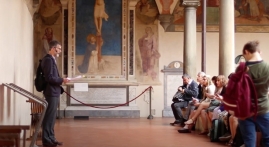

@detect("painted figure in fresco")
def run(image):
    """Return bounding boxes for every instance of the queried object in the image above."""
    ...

[78,34,97,73]
[246,0,260,19]
[135,0,159,24]
[38,0,62,25]
[160,0,173,14]
[138,27,160,80]
[42,27,57,56]
[94,0,109,34]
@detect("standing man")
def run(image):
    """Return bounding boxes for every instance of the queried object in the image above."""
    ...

[42,40,69,147]
[238,41,269,147]
[170,74,198,126]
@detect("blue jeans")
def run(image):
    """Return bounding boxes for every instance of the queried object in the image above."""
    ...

[238,112,269,147]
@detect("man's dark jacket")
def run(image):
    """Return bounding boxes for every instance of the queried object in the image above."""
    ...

[181,80,199,101]
[41,54,63,97]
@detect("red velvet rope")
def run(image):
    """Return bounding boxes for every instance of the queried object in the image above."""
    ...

[64,86,153,109]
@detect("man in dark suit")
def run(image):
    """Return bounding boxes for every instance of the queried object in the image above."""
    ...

[178,72,205,133]
[182,71,206,121]
[170,74,198,126]
[41,40,69,147]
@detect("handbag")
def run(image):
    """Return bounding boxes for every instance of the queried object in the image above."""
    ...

[172,91,185,102]
[207,99,221,112]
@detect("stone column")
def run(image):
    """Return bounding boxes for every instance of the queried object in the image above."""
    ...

[182,0,200,79]
[219,0,235,77]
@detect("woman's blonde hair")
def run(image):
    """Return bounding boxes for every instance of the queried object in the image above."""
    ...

[201,75,212,100]
[216,75,227,87]
[203,75,212,86]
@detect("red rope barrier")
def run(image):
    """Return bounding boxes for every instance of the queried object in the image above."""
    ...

[64,86,153,109]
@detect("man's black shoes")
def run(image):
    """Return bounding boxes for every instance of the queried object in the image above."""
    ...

[43,140,63,147]
[178,128,191,133]
[43,142,57,147]
[170,121,181,126]
[52,140,63,146]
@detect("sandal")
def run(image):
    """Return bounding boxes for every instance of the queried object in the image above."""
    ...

[184,118,194,125]
[226,138,233,146]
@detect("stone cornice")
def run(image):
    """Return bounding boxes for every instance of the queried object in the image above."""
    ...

[182,0,200,7]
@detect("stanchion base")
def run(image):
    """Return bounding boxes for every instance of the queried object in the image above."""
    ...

[147,115,154,119]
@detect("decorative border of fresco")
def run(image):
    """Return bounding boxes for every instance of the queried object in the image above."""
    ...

[68,0,128,80]
[166,0,269,33]
[172,25,269,33]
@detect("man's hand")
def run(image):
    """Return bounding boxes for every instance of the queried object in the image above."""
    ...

[178,87,183,92]
[63,78,70,84]
[215,94,223,101]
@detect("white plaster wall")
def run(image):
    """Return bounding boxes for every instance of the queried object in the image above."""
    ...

[137,23,269,117]
[0,0,33,125]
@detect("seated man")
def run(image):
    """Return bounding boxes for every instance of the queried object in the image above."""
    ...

[170,74,198,126]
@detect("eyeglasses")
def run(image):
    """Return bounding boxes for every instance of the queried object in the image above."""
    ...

[54,47,62,50]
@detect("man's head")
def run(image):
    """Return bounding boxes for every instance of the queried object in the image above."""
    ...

[242,41,260,61]
[196,72,206,83]
[182,74,191,85]
[49,40,62,57]
[87,34,96,43]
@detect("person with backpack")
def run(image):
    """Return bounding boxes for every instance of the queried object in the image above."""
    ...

[41,40,69,147]
[226,41,269,147]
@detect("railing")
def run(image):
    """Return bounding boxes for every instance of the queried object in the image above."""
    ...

[2,83,48,147]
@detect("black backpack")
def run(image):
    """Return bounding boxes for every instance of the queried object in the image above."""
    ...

[34,59,47,92]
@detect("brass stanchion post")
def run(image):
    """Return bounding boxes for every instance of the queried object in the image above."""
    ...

[147,87,153,119]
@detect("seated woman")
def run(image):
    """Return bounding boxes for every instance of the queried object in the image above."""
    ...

[206,75,227,128]
[184,75,215,130]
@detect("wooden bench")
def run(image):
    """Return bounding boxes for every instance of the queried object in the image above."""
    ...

[0,125,30,147]
[0,139,15,147]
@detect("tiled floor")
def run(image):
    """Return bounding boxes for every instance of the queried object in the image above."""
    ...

[29,118,227,147]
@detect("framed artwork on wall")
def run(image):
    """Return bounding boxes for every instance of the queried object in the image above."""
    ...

[166,0,269,32]
[68,0,128,80]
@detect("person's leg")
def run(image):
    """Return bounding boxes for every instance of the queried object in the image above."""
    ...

[185,102,210,124]
[173,102,187,121]
[42,97,56,145]
[256,131,262,147]
[200,110,208,134]
[255,112,269,147]
[184,102,195,120]
[238,118,256,147]
[228,115,238,145]
[171,102,180,122]
[48,97,60,142]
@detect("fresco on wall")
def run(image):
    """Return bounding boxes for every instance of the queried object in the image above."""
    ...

[41,27,59,57]
[159,0,174,14]
[135,25,160,84]
[168,0,269,32]
[135,0,159,24]
[75,0,122,75]
[34,0,62,75]
[38,0,62,25]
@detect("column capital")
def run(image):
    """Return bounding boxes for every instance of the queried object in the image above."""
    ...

[182,0,200,7]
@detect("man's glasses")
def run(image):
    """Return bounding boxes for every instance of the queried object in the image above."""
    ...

[54,47,62,50]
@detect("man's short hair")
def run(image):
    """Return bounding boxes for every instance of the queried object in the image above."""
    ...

[242,40,260,54]
[182,74,191,79]
[197,72,206,77]
[49,40,61,50]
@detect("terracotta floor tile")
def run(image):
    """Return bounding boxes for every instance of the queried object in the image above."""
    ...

[27,118,227,147]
